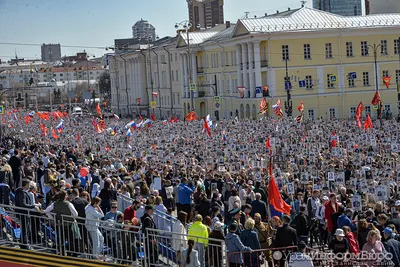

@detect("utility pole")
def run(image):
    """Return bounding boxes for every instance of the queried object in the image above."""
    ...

[284,56,292,117]
[120,55,130,117]
[113,56,120,116]
[163,46,174,116]
[153,50,162,118]
[397,37,400,120]
[369,43,382,122]
[148,37,155,115]
[187,26,194,111]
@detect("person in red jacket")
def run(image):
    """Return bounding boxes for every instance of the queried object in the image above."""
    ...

[324,193,339,243]
[343,226,360,254]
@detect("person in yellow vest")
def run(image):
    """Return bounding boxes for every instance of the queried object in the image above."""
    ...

[188,214,209,267]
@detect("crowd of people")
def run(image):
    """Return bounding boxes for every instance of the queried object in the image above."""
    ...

[0,109,399,266]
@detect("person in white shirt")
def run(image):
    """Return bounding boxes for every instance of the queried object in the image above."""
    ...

[172,211,188,263]
[288,241,314,267]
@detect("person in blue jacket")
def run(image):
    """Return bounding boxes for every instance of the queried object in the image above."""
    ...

[178,177,194,223]
[337,208,357,232]
[226,222,251,267]
[240,218,261,267]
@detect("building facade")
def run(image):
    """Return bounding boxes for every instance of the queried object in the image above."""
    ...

[366,0,400,15]
[187,0,224,29]
[132,19,156,41]
[112,7,400,120]
[109,37,184,118]
[41,43,62,62]
[313,0,362,16]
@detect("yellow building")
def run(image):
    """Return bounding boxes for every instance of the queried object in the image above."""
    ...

[177,7,400,120]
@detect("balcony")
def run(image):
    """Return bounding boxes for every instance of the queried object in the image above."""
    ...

[197,67,204,74]
[261,60,268,68]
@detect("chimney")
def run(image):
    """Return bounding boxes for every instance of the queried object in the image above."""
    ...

[288,7,290,11]
[265,13,268,16]
[276,10,279,14]
[226,21,231,28]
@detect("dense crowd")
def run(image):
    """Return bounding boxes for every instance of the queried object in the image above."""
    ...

[0,110,399,267]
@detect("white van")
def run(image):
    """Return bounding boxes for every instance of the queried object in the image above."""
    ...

[72,106,83,116]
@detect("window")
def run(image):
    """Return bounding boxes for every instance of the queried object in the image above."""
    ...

[327,74,334,88]
[230,51,234,67]
[171,70,174,82]
[329,108,336,119]
[363,72,370,86]
[161,71,167,88]
[348,73,355,87]
[396,70,400,84]
[175,53,178,62]
[350,107,356,118]
[380,40,388,55]
[304,44,311,60]
[325,43,333,58]
[282,45,289,60]
[384,104,391,112]
[382,70,389,78]
[361,41,368,56]
[394,39,400,55]
[176,70,179,81]
[170,53,173,62]
[308,109,315,120]
[160,55,166,63]
[225,52,229,66]
[305,75,313,89]
[60,73,63,77]
[365,105,372,117]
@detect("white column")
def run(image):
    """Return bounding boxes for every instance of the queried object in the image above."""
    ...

[138,58,144,102]
[236,45,243,87]
[180,54,186,98]
[183,54,189,98]
[191,53,198,97]
[248,42,255,98]
[254,41,262,97]
[241,43,248,98]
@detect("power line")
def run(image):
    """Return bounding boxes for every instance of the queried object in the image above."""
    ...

[0,42,108,50]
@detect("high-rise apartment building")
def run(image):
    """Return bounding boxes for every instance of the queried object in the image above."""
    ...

[313,0,362,16]
[41,43,61,62]
[366,0,400,15]
[132,19,156,41]
[187,0,224,30]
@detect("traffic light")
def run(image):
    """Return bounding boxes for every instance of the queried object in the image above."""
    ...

[29,77,34,86]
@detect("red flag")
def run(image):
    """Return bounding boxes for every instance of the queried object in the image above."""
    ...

[139,114,143,122]
[371,91,381,106]
[268,161,291,215]
[152,92,158,98]
[383,76,391,89]
[185,111,197,122]
[96,103,101,116]
[51,128,60,139]
[297,101,304,112]
[203,117,211,137]
[265,137,272,155]
[151,114,156,121]
[40,123,48,136]
[136,98,141,105]
[77,132,81,141]
[355,102,365,127]
[363,114,373,129]
[259,98,268,114]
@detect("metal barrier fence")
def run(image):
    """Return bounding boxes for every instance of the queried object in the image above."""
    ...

[0,204,59,254]
[0,203,226,266]
[117,193,182,231]
[144,227,226,267]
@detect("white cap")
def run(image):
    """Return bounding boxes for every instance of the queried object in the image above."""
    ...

[395,200,400,207]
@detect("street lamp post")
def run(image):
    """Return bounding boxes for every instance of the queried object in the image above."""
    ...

[284,56,292,117]
[368,43,382,122]
[175,21,193,111]
[146,36,155,115]
[120,55,130,117]
[152,50,162,118]
[112,56,121,116]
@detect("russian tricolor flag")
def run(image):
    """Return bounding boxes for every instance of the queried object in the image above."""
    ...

[126,128,133,137]
[56,119,64,133]
[125,120,135,129]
